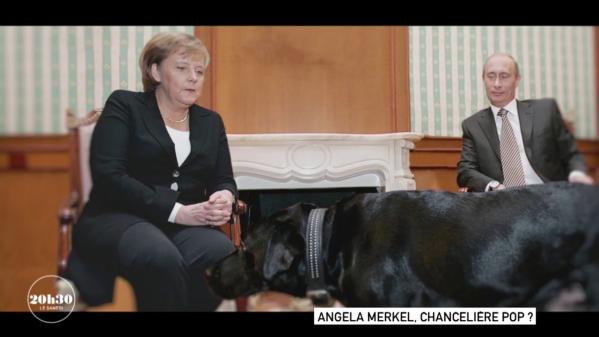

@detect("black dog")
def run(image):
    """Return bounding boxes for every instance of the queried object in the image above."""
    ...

[206,182,599,309]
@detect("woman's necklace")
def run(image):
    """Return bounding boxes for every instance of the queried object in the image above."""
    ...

[162,110,189,123]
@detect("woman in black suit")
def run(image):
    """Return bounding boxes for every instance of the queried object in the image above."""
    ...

[67,32,237,311]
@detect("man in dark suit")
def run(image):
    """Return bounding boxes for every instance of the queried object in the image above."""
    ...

[457,53,593,192]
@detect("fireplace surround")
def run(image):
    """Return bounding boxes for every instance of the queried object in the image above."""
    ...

[228,133,422,192]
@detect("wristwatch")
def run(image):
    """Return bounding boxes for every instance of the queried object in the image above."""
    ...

[488,181,501,191]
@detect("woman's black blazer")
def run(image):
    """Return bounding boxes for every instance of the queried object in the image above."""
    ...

[73,89,237,261]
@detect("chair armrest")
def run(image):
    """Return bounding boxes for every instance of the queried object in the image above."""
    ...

[231,200,248,311]
[216,200,249,312]
[57,191,81,275]
[227,200,247,248]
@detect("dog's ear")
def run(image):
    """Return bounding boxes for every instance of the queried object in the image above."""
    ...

[271,203,317,225]
[263,227,303,280]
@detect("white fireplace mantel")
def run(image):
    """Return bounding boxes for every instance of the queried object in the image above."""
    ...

[227,133,423,192]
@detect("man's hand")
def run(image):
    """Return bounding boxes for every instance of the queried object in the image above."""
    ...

[486,180,505,192]
[569,173,594,185]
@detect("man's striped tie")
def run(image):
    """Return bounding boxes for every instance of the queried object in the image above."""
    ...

[498,108,526,188]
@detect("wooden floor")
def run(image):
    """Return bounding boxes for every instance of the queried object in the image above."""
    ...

[89,285,314,312]
[246,292,315,311]
[85,277,136,312]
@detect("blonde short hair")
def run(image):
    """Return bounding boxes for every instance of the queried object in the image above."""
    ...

[139,32,210,92]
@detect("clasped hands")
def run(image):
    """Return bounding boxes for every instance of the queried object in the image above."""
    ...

[175,189,234,226]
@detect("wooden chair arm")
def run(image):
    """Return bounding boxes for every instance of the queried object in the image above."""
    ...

[228,199,249,312]
[57,191,80,275]
[228,200,247,248]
